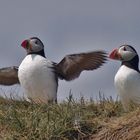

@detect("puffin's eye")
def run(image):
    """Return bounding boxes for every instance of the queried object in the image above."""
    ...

[123,47,127,51]
[35,41,38,44]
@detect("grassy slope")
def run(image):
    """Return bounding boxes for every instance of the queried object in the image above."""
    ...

[0,95,139,140]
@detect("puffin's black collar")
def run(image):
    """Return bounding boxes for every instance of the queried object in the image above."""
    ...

[122,55,140,73]
[27,49,46,58]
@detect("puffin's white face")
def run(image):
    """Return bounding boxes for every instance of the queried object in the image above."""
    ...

[21,37,44,53]
[109,45,137,62]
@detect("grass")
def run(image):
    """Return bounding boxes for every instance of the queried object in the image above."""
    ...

[0,94,139,140]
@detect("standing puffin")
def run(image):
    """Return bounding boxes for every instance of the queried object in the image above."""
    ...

[109,45,140,110]
[0,37,107,103]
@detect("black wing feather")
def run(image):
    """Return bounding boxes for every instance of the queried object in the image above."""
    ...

[56,51,107,81]
[0,66,19,85]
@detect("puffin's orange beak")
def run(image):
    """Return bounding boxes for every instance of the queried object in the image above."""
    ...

[21,39,32,50]
[109,48,122,60]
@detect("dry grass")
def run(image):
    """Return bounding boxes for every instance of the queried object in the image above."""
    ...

[91,108,140,140]
[0,95,140,140]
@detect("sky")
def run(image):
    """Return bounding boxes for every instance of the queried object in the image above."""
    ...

[0,0,140,101]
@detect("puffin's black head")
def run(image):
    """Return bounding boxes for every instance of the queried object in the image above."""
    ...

[109,45,139,72]
[21,37,45,57]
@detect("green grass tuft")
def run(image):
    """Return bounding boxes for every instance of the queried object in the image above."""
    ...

[0,95,127,140]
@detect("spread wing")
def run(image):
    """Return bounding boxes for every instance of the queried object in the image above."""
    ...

[0,66,19,85]
[56,51,107,81]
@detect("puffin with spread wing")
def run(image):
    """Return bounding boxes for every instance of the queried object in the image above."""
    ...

[0,37,107,103]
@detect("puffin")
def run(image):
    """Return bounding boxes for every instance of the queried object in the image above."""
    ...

[0,37,107,103]
[109,45,140,111]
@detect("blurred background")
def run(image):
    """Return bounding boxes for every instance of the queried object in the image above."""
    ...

[0,0,140,101]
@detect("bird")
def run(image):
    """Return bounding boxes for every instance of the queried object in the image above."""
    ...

[109,45,140,111]
[0,37,107,103]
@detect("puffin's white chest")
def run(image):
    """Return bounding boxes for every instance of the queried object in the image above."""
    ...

[115,65,140,109]
[18,55,58,103]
